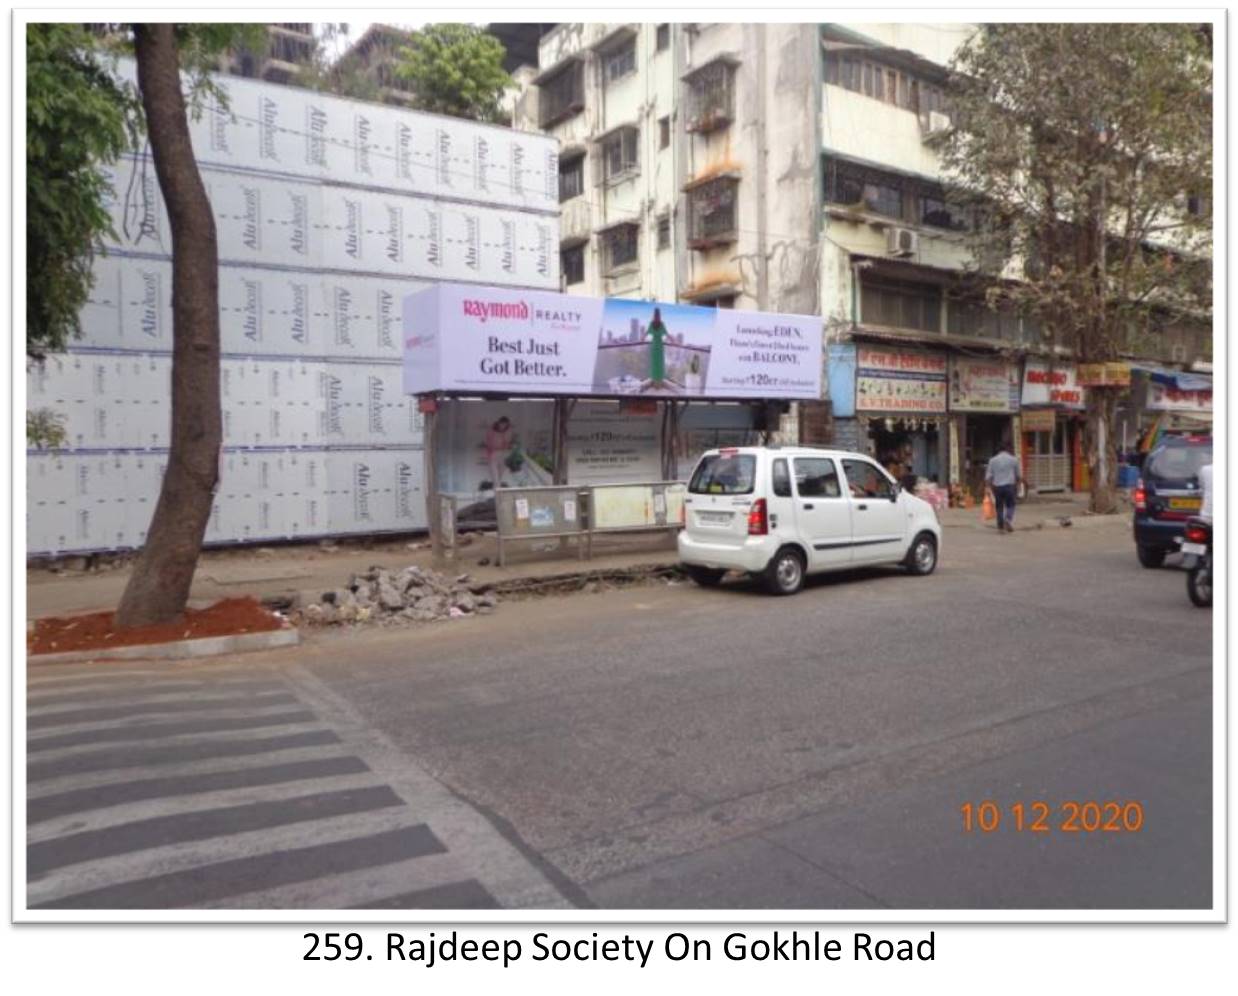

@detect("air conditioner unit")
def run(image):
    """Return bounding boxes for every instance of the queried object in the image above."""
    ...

[919,110,951,142]
[886,227,918,257]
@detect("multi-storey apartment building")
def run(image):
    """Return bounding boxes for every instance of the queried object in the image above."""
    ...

[224,23,316,85]
[512,22,1212,495]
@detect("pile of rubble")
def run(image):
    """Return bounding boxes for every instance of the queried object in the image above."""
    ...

[299,565,499,627]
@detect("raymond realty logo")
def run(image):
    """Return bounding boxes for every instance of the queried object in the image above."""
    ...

[462,298,530,323]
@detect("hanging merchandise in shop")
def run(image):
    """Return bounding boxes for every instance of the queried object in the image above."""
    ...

[949,356,1020,413]
[1021,358,1085,409]
[855,346,948,413]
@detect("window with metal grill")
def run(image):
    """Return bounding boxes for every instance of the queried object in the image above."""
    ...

[687,176,739,248]
[539,60,585,128]
[558,154,584,202]
[860,278,942,333]
[603,223,639,272]
[684,57,737,133]
[561,243,585,285]
[601,127,640,183]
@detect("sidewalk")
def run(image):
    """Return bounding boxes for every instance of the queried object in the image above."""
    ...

[937,491,1130,532]
[25,530,681,622]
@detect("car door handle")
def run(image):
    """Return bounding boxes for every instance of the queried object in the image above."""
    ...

[802,503,815,510]
[857,504,868,511]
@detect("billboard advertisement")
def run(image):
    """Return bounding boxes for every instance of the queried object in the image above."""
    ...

[949,357,1021,413]
[403,284,823,400]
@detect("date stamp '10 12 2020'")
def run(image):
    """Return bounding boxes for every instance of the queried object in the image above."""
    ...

[961,801,1145,834]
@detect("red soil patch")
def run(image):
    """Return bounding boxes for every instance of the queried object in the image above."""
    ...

[29,597,285,656]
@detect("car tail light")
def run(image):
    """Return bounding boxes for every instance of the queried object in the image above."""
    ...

[1133,479,1146,512]
[1184,522,1209,544]
[748,498,769,535]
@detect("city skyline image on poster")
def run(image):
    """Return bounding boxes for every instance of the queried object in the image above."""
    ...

[592,299,714,396]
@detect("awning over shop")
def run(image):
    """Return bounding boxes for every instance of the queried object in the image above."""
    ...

[1130,365,1213,391]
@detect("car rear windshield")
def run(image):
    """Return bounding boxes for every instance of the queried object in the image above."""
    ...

[1146,444,1211,482]
[689,454,756,495]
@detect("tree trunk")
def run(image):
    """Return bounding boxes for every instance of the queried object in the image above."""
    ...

[114,25,221,628]
[1083,386,1120,515]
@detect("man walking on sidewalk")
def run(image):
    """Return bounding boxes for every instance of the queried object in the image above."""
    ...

[985,441,1022,533]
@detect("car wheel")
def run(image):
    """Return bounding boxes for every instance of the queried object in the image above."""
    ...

[764,547,805,596]
[685,566,726,587]
[904,532,938,576]
[1136,545,1166,569]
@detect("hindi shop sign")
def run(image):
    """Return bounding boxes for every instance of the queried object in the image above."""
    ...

[949,356,1020,413]
[403,284,822,401]
[1021,359,1085,410]
[1147,381,1212,414]
[855,346,948,414]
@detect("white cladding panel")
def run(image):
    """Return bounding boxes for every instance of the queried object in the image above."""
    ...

[28,63,557,556]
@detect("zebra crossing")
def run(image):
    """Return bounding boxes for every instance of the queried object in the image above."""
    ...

[25,658,569,911]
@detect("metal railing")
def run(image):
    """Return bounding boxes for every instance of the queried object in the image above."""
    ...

[491,481,687,566]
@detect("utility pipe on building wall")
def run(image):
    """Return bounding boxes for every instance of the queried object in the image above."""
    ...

[756,22,769,310]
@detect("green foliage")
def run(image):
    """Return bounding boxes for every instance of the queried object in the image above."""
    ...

[26,23,263,360]
[395,24,512,123]
[26,24,142,358]
[27,408,68,450]
[941,24,1212,361]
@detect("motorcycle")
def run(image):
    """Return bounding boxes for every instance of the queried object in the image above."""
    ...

[1181,517,1211,608]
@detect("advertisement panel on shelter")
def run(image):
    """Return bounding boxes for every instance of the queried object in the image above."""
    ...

[1021,359,1085,409]
[404,283,822,400]
[949,356,1020,413]
[855,345,947,413]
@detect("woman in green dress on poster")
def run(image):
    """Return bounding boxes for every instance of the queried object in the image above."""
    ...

[645,307,668,388]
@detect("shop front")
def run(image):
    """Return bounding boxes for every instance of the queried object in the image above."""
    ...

[949,355,1021,497]
[854,344,949,488]
[1020,359,1085,493]
[1128,367,1212,455]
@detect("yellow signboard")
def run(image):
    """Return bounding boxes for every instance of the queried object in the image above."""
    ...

[1077,362,1131,387]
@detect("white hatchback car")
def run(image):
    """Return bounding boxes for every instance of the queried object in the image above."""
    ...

[678,446,942,595]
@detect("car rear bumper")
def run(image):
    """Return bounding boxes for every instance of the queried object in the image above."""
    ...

[1133,516,1188,550]
[678,532,773,573]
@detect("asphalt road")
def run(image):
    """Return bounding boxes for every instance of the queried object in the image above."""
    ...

[26,520,1214,910]
[297,519,1214,910]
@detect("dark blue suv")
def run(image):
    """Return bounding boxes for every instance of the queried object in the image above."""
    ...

[1133,435,1212,568]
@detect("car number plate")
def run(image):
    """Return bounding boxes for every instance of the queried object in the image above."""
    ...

[1181,542,1206,556]
[698,511,732,525]
[1169,497,1202,510]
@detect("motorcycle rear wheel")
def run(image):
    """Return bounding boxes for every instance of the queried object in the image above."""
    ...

[1187,563,1212,608]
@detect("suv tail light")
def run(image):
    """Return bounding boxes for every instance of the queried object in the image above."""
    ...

[1184,522,1209,544]
[748,498,769,536]
[1133,479,1146,512]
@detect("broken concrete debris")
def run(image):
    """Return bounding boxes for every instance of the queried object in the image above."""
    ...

[297,565,499,627]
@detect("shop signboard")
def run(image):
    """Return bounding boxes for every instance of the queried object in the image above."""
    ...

[1147,381,1212,414]
[404,283,823,401]
[1077,362,1131,387]
[949,356,1020,413]
[1021,408,1057,433]
[855,346,947,414]
[1021,359,1085,409]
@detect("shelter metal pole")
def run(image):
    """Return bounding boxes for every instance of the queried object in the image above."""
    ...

[423,400,442,562]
